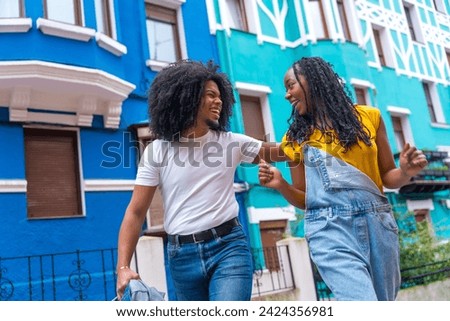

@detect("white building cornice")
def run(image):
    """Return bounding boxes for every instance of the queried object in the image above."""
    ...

[0,60,136,129]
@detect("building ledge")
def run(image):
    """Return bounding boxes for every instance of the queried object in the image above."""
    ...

[0,60,135,129]
[399,180,450,194]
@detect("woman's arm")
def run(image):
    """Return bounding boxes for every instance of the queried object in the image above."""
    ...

[259,160,306,209]
[376,118,428,189]
[254,142,290,163]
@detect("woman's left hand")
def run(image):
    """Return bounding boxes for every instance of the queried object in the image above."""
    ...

[399,143,428,177]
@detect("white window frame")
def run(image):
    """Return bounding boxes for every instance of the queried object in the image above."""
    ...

[350,78,374,106]
[145,0,187,72]
[94,0,127,56]
[370,24,395,69]
[433,0,447,13]
[0,0,23,18]
[422,81,446,126]
[0,0,31,33]
[23,125,86,218]
[402,1,425,43]
[235,82,275,142]
[387,106,415,151]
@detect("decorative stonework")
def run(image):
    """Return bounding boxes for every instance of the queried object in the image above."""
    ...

[0,61,135,129]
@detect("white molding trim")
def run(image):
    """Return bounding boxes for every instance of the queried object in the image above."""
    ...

[406,199,434,211]
[0,60,135,129]
[146,59,169,72]
[0,18,32,33]
[95,32,127,56]
[235,82,272,95]
[0,180,27,193]
[350,78,376,89]
[36,18,95,42]
[387,106,412,115]
[146,0,185,9]
[84,179,135,192]
[247,206,296,224]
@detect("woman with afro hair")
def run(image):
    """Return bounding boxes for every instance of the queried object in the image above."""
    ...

[116,60,285,301]
[259,57,427,300]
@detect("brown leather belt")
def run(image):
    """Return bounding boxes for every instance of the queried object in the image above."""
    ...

[168,217,239,244]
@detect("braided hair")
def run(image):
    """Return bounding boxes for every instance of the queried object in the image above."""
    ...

[148,60,234,141]
[287,57,371,150]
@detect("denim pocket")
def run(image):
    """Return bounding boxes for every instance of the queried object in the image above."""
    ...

[305,211,330,240]
[375,211,398,233]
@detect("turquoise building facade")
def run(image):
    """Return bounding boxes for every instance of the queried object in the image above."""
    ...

[206,0,450,251]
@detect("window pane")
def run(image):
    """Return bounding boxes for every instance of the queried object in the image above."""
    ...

[226,0,247,30]
[0,0,20,18]
[95,0,112,36]
[46,0,76,24]
[337,0,351,40]
[391,116,406,151]
[240,95,266,141]
[147,19,177,62]
[423,83,437,123]
[310,0,327,38]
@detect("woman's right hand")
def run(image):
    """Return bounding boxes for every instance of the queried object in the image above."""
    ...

[116,267,140,300]
[258,160,284,190]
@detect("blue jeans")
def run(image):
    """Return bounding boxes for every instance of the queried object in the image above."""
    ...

[304,145,400,301]
[167,225,253,301]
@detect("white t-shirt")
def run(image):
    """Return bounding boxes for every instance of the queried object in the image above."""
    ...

[135,130,262,235]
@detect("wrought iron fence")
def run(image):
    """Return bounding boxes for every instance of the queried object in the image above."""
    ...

[311,259,450,301]
[0,248,117,301]
[400,259,450,289]
[251,245,295,297]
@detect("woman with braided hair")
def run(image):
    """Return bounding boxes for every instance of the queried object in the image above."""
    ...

[116,60,285,301]
[259,57,427,300]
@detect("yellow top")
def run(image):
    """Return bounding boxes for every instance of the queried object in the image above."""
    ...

[281,105,384,192]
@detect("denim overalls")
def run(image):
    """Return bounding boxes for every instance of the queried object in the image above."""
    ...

[303,145,400,300]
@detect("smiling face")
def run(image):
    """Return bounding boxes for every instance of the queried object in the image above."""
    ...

[197,80,223,130]
[284,68,309,115]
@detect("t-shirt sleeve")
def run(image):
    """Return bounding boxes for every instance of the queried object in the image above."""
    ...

[232,133,263,163]
[357,105,381,136]
[134,142,160,186]
[280,134,303,162]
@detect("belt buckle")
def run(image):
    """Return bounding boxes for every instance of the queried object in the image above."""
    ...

[192,233,202,243]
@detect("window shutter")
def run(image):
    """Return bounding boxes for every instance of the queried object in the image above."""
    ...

[25,128,82,218]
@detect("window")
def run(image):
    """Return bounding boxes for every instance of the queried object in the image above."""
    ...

[433,0,446,13]
[259,220,287,271]
[24,128,82,218]
[373,28,386,66]
[391,116,406,151]
[135,126,164,231]
[226,0,248,31]
[44,0,82,25]
[446,51,450,72]
[309,0,328,39]
[423,83,436,123]
[0,0,24,18]
[422,82,446,124]
[403,3,423,43]
[354,87,368,105]
[336,0,351,41]
[95,0,113,37]
[145,3,181,63]
[240,95,267,141]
